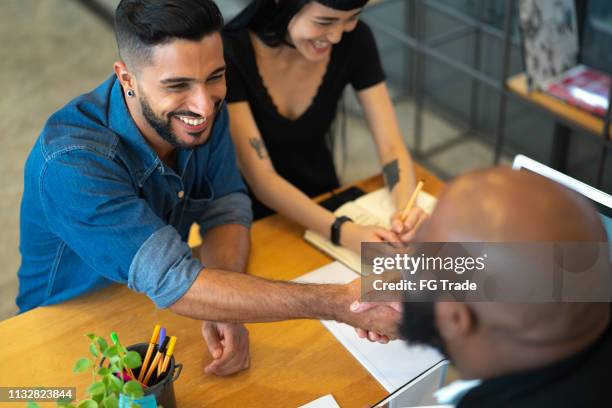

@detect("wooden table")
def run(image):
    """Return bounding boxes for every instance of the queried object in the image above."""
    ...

[0,166,444,408]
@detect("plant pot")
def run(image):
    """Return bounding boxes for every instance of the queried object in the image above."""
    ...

[127,342,182,408]
[101,342,182,408]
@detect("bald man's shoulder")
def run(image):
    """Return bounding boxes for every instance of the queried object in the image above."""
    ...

[457,316,612,407]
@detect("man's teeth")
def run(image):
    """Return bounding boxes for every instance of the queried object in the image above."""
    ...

[178,116,206,126]
[313,40,329,49]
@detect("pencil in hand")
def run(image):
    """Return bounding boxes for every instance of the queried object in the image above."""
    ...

[400,180,424,222]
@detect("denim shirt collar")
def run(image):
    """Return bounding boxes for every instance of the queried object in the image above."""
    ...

[107,77,172,187]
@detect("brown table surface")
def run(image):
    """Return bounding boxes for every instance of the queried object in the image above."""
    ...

[0,165,444,408]
[507,73,611,139]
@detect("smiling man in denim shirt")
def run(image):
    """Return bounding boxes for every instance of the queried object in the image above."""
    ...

[17,0,402,377]
[18,0,254,375]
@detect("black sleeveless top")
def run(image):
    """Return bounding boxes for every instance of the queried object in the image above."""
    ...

[223,21,385,218]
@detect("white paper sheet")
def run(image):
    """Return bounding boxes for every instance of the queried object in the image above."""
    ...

[354,188,438,223]
[298,394,341,408]
[294,262,444,393]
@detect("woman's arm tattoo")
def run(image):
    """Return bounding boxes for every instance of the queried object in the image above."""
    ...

[382,159,400,191]
[249,137,269,159]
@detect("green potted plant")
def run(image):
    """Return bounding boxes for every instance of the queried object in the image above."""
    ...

[27,332,148,408]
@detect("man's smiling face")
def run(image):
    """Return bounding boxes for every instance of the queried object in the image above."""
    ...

[133,32,226,149]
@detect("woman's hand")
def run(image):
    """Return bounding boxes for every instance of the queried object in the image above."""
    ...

[390,207,428,244]
[341,222,400,253]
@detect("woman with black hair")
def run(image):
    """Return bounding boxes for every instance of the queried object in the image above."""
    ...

[223,0,426,253]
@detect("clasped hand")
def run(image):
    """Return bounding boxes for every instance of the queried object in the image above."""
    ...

[342,279,402,344]
[201,321,250,376]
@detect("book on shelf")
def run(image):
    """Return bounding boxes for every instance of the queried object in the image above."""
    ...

[545,64,610,117]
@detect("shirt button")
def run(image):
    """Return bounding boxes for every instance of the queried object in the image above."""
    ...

[177,190,185,199]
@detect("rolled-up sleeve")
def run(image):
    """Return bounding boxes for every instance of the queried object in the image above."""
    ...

[198,192,252,233]
[128,225,202,308]
[41,149,201,308]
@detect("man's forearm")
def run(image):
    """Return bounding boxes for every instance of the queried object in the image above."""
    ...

[170,268,345,323]
[169,270,400,338]
[185,223,342,322]
[199,224,250,273]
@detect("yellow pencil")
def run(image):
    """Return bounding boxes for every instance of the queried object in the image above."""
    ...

[157,336,176,377]
[159,336,177,376]
[138,324,160,382]
[400,180,424,221]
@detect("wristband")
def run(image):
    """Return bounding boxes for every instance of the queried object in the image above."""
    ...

[331,216,353,246]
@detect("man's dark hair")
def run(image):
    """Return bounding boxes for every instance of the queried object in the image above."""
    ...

[225,0,369,48]
[115,0,224,68]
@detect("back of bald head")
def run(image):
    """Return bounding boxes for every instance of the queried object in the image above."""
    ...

[424,166,607,243]
[420,167,609,351]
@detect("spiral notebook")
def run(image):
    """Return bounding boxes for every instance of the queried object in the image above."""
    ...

[303,188,437,273]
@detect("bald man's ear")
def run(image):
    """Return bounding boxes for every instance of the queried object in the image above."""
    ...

[435,302,477,341]
[113,61,136,94]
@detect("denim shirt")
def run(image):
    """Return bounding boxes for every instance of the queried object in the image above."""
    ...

[17,76,252,313]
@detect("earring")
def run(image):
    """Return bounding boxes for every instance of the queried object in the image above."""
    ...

[126,89,135,98]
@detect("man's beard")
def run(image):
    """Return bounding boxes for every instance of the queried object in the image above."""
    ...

[138,92,219,149]
[399,302,448,357]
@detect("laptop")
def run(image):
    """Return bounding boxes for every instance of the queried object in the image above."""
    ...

[512,155,612,258]
[371,360,449,408]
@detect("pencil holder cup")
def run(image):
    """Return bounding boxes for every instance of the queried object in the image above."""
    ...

[131,342,182,408]
[101,342,182,408]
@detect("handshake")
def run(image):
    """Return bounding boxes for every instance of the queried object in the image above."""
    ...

[199,276,403,376]
[339,278,402,344]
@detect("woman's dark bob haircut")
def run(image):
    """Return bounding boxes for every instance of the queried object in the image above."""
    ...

[225,0,369,47]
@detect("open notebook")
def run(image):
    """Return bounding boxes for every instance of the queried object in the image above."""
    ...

[304,188,438,273]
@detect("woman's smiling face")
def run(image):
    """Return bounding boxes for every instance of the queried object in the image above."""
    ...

[286,1,362,61]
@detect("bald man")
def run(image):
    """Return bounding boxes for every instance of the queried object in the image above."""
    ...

[394,167,610,407]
